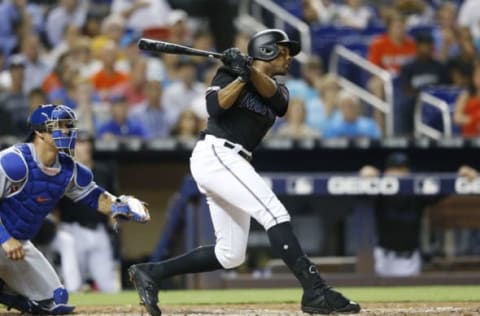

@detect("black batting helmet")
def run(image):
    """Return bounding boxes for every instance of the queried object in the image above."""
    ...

[248,29,301,61]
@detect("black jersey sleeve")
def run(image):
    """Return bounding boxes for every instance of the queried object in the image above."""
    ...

[206,67,237,117]
[263,83,289,117]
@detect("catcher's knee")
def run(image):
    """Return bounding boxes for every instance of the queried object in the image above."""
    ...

[215,247,246,269]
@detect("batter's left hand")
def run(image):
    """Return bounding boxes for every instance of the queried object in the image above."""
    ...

[2,237,25,261]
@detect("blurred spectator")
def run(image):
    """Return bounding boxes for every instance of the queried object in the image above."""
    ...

[47,24,81,67]
[110,0,171,35]
[167,9,190,45]
[162,58,205,128]
[72,77,97,134]
[42,51,74,95]
[286,56,327,133]
[323,90,381,139]
[0,0,40,57]
[71,37,102,79]
[453,61,480,137]
[116,32,168,83]
[168,0,236,51]
[97,95,147,140]
[129,80,170,139]
[47,61,80,109]
[234,31,251,54]
[91,14,126,59]
[398,32,449,135]
[45,0,87,47]
[446,31,476,88]
[190,30,218,81]
[90,41,129,101]
[123,57,147,107]
[28,87,46,113]
[20,33,52,94]
[82,12,103,38]
[303,0,339,25]
[274,98,320,140]
[190,64,217,122]
[0,55,30,138]
[315,74,340,132]
[170,108,203,140]
[457,0,480,51]
[359,152,428,277]
[394,0,434,27]
[368,12,416,133]
[368,12,417,76]
[0,34,51,94]
[337,0,373,30]
[58,131,120,292]
[432,2,460,62]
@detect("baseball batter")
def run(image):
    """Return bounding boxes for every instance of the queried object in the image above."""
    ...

[129,29,360,315]
[0,104,150,314]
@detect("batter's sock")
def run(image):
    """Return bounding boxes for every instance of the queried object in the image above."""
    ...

[139,245,223,282]
[267,222,325,290]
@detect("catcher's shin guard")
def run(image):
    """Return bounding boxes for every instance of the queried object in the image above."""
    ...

[129,264,161,316]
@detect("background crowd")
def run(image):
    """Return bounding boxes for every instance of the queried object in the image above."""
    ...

[1,0,480,144]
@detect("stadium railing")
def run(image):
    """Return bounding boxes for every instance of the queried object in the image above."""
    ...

[329,45,395,137]
[236,0,311,62]
[414,87,464,139]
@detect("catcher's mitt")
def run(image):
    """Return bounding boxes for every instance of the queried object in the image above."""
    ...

[111,195,150,223]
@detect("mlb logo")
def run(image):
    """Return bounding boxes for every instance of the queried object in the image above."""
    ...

[414,177,440,195]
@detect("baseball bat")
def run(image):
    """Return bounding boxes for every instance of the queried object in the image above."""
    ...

[137,38,223,59]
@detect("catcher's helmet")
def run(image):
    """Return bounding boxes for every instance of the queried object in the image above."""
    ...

[27,104,78,154]
[248,29,300,61]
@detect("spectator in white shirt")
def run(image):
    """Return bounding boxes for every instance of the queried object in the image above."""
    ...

[45,0,87,47]
[162,59,205,128]
[110,0,171,34]
[337,0,372,30]
[20,34,52,94]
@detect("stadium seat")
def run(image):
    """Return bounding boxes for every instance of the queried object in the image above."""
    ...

[419,86,464,135]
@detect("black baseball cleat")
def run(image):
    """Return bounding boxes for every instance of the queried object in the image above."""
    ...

[301,285,361,314]
[128,264,162,316]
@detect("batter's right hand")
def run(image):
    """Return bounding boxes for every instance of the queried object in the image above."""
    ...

[221,48,243,66]
[2,237,25,260]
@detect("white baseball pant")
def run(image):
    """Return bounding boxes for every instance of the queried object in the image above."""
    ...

[190,135,291,269]
[61,222,118,292]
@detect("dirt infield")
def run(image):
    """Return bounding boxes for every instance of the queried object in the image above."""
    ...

[2,302,479,315]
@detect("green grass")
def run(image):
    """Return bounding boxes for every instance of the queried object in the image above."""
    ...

[69,286,480,306]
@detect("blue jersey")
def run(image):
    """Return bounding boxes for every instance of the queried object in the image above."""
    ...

[0,143,104,241]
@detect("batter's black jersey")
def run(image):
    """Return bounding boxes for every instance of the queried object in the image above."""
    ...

[204,66,289,152]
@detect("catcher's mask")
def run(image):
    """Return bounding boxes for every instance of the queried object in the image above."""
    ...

[247,29,300,61]
[27,104,78,155]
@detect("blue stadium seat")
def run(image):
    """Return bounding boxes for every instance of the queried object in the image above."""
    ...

[420,86,464,135]
[407,24,435,38]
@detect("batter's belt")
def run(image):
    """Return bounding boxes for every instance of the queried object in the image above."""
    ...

[199,133,252,162]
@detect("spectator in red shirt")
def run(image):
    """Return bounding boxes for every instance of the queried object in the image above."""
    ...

[367,12,417,134]
[90,41,129,101]
[368,12,417,76]
[453,61,480,137]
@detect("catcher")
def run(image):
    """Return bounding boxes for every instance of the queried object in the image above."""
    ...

[0,104,150,314]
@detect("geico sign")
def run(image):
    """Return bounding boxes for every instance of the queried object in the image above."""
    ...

[327,177,399,195]
[455,178,480,194]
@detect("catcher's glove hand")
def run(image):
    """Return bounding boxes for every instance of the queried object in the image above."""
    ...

[221,48,252,81]
[111,195,150,223]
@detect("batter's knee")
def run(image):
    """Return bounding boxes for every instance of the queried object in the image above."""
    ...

[214,246,246,269]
